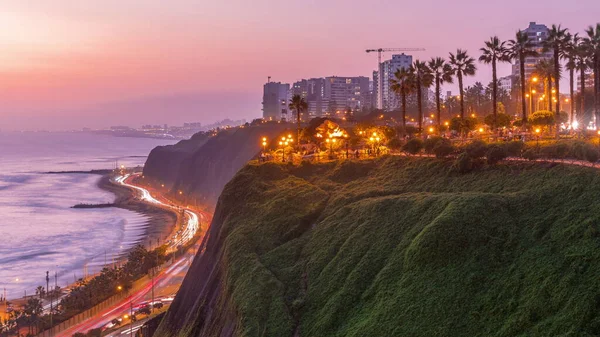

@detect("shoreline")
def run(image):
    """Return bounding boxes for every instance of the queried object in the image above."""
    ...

[96,174,177,249]
[2,173,177,305]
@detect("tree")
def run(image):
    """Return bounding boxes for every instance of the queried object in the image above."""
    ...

[428,57,453,129]
[584,23,600,125]
[479,36,509,130]
[507,31,539,127]
[289,94,308,146]
[449,49,477,121]
[543,24,569,131]
[36,286,45,300]
[577,38,591,126]
[564,33,580,125]
[390,67,416,136]
[535,59,555,112]
[412,60,434,134]
[484,111,511,128]
[529,110,555,127]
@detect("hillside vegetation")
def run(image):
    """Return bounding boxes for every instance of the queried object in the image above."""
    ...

[156,156,600,337]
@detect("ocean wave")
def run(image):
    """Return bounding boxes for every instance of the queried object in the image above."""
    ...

[0,251,59,264]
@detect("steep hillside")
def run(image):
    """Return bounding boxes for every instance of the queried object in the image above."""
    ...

[143,123,286,206]
[155,157,600,337]
[143,132,211,188]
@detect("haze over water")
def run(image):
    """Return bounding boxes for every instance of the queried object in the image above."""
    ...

[0,132,175,299]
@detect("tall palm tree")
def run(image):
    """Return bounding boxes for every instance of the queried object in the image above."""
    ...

[427,57,453,129]
[535,59,555,111]
[564,33,580,125]
[576,42,591,126]
[479,36,509,130]
[584,23,600,125]
[507,31,539,127]
[411,60,434,133]
[390,67,416,135]
[449,49,477,120]
[288,94,307,146]
[544,24,569,121]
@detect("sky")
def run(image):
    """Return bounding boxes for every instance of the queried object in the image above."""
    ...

[0,0,599,131]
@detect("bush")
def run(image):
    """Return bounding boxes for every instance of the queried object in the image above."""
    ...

[486,145,508,165]
[424,136,446,154]
[585,147,599,163]
[449,116,478,133]
[529,110,555,126]
[502,141,525,157]
[539,142,570,159]
[387,138,403,150]
[433,140,455,158]
[465,140,488,159]
[484,113,512,128]
[451,152,473,173]
[402,138,424,155]
[523,149,538,161]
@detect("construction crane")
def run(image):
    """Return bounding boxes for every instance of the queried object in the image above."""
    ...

[366,48,425,110]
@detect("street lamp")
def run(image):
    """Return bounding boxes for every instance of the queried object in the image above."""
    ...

[261,137,267,152]
[535,128,541,146]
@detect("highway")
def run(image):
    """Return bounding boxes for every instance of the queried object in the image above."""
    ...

[57,174,208,337]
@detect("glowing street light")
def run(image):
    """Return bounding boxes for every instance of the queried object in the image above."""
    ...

[428,127,434,133]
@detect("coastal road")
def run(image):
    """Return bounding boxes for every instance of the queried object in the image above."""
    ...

[57,174,208,337]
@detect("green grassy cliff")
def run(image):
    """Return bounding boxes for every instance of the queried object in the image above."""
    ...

[156,156,600,337]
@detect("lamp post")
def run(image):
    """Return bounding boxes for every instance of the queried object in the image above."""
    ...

[535,128,541,147]
[262,137,267,152]
[530,77,539,116]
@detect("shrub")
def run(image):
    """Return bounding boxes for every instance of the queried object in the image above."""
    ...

[433,140,455,158]
[402,138,424,155]
[502,141,525,157]
[486,145,508,165]
[449,116,478,133]
[387,138,403,150]
[529,110,555,126]
[584,145,600,163]
[522,149,538,161]
[465,140,488,159]
[451,152,473,173]
[424,136,445,154]
[484,112,512,128]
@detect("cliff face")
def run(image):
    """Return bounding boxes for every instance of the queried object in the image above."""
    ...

[143,123,286,207]
[155,157,600,337]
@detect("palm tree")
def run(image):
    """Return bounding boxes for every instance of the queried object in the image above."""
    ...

[584,23,600,125]
[449,49,477,120]
[479,36,509,130]
[412,60,434,133]
[507,31,539,127]
[544,24,569,122]
[427,57,453,129]
[390,67,416,136]
[564,33,580,125]
[535,59,555,111]
[35,286,45,300]
[288,94,307,146]
[576,41,591,126]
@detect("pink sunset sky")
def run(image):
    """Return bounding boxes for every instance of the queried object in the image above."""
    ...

[0,0,599,131]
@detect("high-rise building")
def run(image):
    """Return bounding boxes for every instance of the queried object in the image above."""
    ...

[499,76,513,92]
[373,54,413,111]
[262,82,290,121]
[292,78,327,117]
[324,76,370,114]
[577,71,595,92]
[511,22,553,82]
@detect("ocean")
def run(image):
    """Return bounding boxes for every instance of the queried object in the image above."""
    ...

[0,132,176,299]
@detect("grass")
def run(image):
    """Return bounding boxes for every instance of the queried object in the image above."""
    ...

[168,156,600,337]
